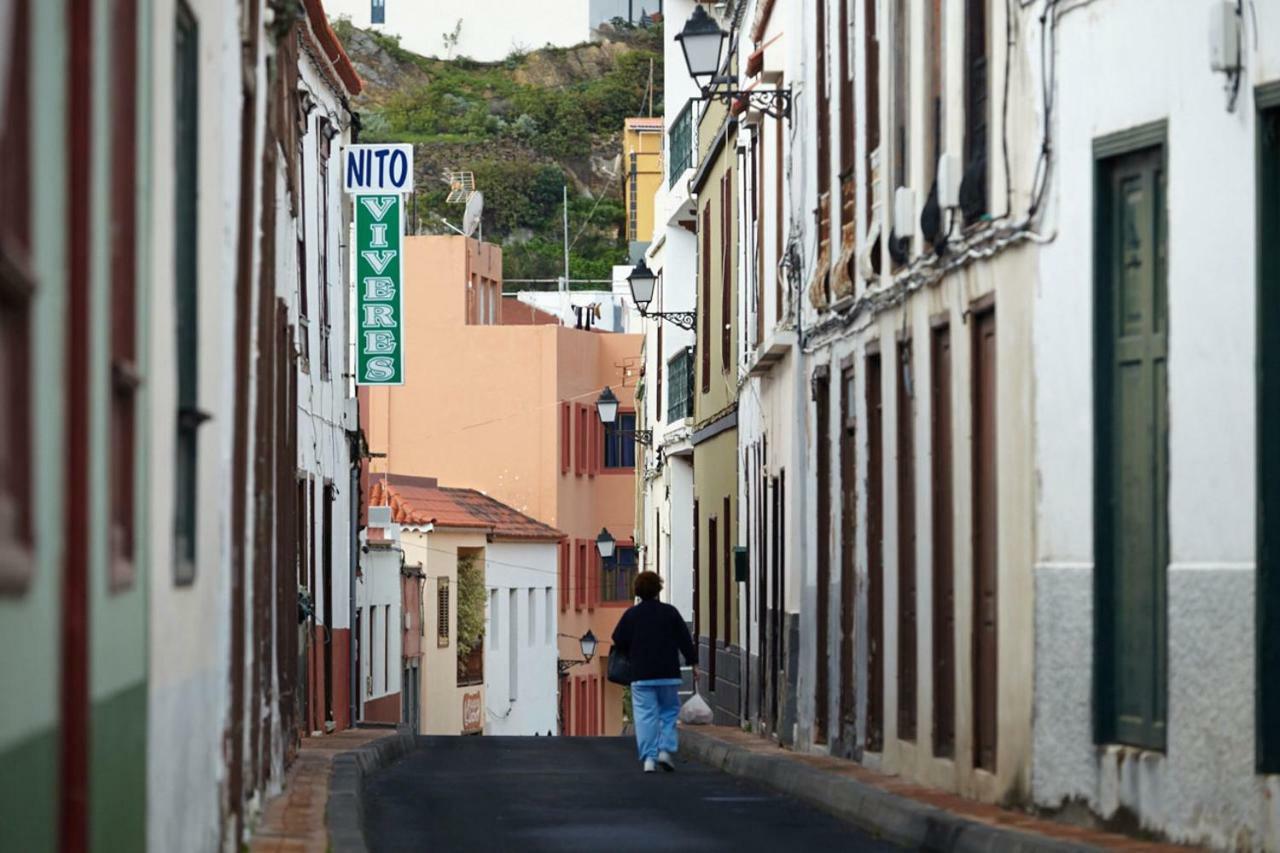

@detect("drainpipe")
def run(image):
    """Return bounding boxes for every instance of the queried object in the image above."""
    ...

[350,456,360,727]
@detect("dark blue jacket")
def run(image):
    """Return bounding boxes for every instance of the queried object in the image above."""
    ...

[610,598,697,681]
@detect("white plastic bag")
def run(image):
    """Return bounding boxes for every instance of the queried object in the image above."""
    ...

[679,691,714,725]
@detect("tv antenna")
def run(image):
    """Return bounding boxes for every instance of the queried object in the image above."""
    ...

[445,170,476,204]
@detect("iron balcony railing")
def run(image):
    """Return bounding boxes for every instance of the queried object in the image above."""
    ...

[667,347,694,422]
[668,100,694,188]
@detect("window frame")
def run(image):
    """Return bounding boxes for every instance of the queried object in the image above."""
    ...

[600,542,638,605]
[602,410,637,471]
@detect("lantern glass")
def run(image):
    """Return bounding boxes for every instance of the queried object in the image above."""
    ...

[596,386,620,425]
[627,260,657,312]
[675,5,727,83]
[596,527,616,560]
[580,630,598,662]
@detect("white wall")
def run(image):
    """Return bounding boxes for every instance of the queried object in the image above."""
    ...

[296,48,357,645]
[358,529,403,705]
[514,288,639,333]
[1031,0,1280,847]
[145,1,241,849]
[484,541,559,735]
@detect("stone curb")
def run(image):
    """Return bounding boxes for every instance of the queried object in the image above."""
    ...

[680,729,1098,853]
[326,727,418,853]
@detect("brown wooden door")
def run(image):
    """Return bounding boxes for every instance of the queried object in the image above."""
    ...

[815,369,832,743]
[769,475,780,732]
[930,324,955,757]
[839,366,858,754]
[865,352,884,751]
[709,514,719,689]
[971,305,998,771]
[896,340,917,741]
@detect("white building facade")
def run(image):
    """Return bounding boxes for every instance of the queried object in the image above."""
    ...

[1030,1,1280,847]
[637,0,701,625]
[485,541,561,736]
[294,27,361,737]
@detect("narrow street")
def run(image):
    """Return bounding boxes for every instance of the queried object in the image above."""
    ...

[363,737,902,853]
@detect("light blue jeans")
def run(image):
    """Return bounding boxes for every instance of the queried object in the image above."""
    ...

[631,678,681,761]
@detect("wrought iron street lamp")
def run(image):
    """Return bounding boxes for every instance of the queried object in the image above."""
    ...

[596,386,621,425]
[674,4,727,86]
[596,528,616,559]
[595,387,652,445]
[579,630,598,661]
[626,260,696,331]
[675,5,792,121]
[558,629,599,675]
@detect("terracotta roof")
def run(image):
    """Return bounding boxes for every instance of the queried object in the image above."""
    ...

[303,0,363,95]
[368,475,564,542]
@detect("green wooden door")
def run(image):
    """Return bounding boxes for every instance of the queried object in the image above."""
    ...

[1258,97,1280,772]
[1095,143,1168,751]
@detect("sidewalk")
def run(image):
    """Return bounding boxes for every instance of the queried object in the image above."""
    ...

[249,728,391,853]
[680,726,1196,853]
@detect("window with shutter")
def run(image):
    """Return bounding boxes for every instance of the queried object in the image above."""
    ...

[701,203,711,392]
[109,0,141,592]
[0,0,34,595]
[561,402,571,474]
[437,578,451,647]
[721,173,732,370]
[961,0,989,222]
[173,0,202,585]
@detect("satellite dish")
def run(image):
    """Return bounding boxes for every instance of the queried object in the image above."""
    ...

[463,191,484,238]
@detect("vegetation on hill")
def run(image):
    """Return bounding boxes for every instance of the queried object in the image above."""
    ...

[332,18,663,284]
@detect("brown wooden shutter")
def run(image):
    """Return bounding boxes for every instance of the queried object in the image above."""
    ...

[930,324,955,757]
[815,368,832,744]
[701,203,712,392]
[896,338,917,741]
[865,351,884,751]
[971,304,998,768]
[721,172,732,371]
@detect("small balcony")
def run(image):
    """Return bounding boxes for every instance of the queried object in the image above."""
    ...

[668,100,694,189]
[666,347,694,423]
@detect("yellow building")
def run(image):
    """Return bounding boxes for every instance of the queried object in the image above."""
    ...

[689,98,740,726]
[623,117,664,258]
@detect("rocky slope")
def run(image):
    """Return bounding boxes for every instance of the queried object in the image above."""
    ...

[332,19,663,282]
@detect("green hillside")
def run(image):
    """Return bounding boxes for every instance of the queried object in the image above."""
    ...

[332,18,663,284]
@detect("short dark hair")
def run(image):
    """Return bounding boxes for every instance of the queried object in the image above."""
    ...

[633,570,663,600]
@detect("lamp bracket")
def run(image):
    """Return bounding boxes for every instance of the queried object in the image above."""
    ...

[639,309,697,331]
[699,84,793,121]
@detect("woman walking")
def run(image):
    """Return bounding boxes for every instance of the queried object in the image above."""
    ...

[611,571,698,773]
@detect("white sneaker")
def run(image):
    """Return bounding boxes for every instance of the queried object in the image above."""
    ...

[643,758,656,773]
[657,751,675,771]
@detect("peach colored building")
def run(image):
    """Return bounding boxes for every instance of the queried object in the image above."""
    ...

[362,235,642,736]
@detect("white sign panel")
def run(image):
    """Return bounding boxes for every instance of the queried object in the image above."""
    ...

[343,143,415,194]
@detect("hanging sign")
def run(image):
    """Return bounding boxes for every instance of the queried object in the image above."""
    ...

[355,193,404,385]
[343,143,415,193]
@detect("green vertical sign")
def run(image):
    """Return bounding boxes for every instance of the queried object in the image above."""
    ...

[355,193,404,385]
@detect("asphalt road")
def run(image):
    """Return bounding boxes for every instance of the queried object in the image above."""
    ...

[363,736,904,852]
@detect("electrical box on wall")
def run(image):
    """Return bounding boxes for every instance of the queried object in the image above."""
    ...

[937,153,963,209]
[733,546,748,583]
[1210,1,1241,72]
